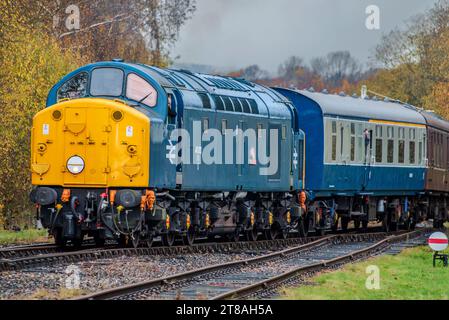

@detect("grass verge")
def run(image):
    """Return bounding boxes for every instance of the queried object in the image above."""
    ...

[281,246,449,300]
[0,229,49,246]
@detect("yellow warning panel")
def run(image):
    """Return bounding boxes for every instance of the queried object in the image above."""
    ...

[31,98,150,188]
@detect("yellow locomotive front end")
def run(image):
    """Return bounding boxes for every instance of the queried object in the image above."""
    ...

[30,98,152,246]
[32,98,150,187]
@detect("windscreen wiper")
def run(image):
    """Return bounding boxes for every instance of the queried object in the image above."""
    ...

[138,92,153,104]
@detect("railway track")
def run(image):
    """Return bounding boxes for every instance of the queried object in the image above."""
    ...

[0,225,383,271]
[0,243,60,260]
[74,230,426,300]
[0,236,323,272]
[211,230,428,300]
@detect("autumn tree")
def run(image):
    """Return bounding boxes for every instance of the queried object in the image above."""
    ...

[0,0,197,228]
[311,51,362,88]
[370,0,449,115]
[0,0,81,228]
[277,56,324,90]
[12,0,197,66]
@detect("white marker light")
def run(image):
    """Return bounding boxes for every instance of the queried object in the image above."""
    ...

[67,156,85,175]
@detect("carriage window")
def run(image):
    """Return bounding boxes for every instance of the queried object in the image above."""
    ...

[398,140,405,163]
[331,136,337,161]
[409,141,416,164]
[419,141,423,165]
[57,72,88,100]
[409,128,416,140]
[357,124,363,162]
[387,140,394,163]
[375,126,382,138]
[399,128,405,139]
[376,139,383,163]
[331,121,337,161]
[282,125,287,140]
[340,126,344,157]
[387,127,394,139]
[332,121,337,134]
[126,73,157,107]
[91,68,124,97]
[350,124,355,162]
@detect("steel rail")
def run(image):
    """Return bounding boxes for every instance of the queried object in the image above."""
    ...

[0,236,325,272]
[210,229,426,300]
[73,232,397,300]
[0,244,59,260]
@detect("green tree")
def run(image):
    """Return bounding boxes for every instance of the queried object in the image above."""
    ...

[0,0,82,228]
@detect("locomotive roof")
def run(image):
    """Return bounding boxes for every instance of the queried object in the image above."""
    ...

[296,90,426,125]
[47,61,292,119]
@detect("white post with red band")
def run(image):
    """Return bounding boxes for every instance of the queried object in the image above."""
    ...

[428,232,449,252]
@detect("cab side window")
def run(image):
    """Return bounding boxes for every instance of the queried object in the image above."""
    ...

[57,72,88,101]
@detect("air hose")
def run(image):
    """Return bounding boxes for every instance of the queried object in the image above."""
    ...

[70,196,83,221]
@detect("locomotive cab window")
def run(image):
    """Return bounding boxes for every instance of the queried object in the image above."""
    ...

[126,73,158,107]
[90,68,124,97]
[57,72,88,101]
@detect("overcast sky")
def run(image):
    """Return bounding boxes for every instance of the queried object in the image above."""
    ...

[171,0,438,74]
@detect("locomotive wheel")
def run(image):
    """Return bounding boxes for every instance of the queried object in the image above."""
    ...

[161,232,176,247]
[264,227,278,241]
[279,229,289,240]
[354,219,361,230]
[404,218,416,231]
[183,228,196,246]
[54,229,67,247]
[382,214,390,232]
[390,221,399,232]
[341,217,349,232]
[94,234,105,247]
[297,217,309,238]
[362,220,369,231]
[331,216,339,232]
[73,235,84,249]
[131,232,141,248]
[119,234,130,247]
[139,226,154,248]
[227,230,240,242]
[433,219,442,229]
[245,227,258,242]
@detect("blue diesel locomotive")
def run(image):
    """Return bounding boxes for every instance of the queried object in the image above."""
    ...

[30,60,448,247]
[31,60,306,247]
